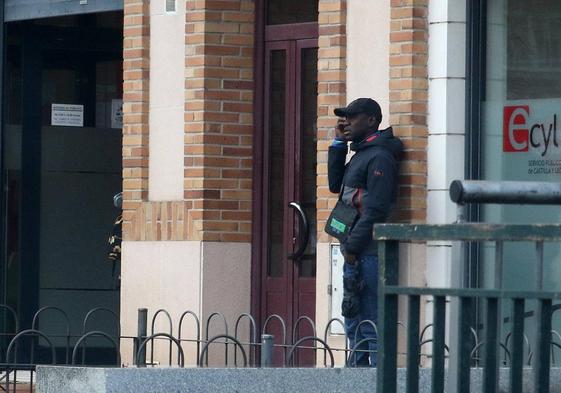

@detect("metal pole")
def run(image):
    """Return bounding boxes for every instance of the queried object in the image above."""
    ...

[448,204,468,391]
[450,180,561,205]
[136,308,148,367]
[495,241,504,373]
[494,241,503,289]
[260,334,274,367]
[535,241,544,290]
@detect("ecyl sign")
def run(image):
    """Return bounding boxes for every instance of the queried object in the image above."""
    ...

[503,105,558,156]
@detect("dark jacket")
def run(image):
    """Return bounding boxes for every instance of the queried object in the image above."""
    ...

[328,127,403,255]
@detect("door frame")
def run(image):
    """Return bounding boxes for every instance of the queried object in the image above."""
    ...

[260,39,295,329]
[0,0,6,310]
[4,0,124,22]
[250,0,318,334]
[292,37,318,321]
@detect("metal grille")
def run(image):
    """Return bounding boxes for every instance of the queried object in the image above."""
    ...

[165,0,176,13]
[375,223,561,393]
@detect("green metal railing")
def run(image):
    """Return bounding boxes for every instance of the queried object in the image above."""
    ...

[375,223,561,393]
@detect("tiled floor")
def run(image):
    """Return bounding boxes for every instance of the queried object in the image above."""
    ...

[2,384,34,393]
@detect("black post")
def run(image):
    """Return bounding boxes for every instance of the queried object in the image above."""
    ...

[482,297,499,393]
[406,295,420,393]
[509,299,525,393]
[377,240,399,393]
[19,24,42,333]
[534,299,552,393]
[260,334,273,367]
[456,296,473,393]
[432,296,446,393]
[136,308,148,367]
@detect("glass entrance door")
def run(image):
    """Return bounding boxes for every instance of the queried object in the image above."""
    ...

[2,13,123,361]
[477,0,561,356]
[259,34,318,365]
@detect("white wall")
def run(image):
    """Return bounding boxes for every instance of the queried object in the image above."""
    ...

[315,0,393,362]
[120,241,251,366]
[347,0,390,128]
[426,0,466,283]
[120,241,202,365]
[426,0,468,376]
[148,0,185,200]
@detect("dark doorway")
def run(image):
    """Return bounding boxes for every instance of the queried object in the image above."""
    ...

[253,0,319,366]
[2,12,123,363]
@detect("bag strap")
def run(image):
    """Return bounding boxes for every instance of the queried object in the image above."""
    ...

[338,155,354,201]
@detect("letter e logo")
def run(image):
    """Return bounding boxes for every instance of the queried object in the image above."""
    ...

[503,106,529,152]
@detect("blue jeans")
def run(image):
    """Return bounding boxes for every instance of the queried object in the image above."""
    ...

[344,254,378,367]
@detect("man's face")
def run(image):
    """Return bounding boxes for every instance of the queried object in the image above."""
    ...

[342,112,377,142]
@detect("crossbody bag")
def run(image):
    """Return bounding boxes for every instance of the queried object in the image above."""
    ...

[324,172,359,242]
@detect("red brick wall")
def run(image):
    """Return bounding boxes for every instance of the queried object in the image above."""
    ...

[122,0,425,242]
[389,0,428,222]
[122,0,150,240]
[123,0,254,242]
[184,0,255,242]
[317,0,347,243]
[316,0,427,237]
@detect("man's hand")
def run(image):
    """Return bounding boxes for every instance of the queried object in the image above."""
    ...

[342,250,357,265]
[335,118,349,141]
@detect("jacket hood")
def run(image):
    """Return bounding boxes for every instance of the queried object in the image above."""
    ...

[350,126,403,159]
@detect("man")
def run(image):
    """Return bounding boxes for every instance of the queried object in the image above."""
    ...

[327,98,402,367]
[107,192,122,290]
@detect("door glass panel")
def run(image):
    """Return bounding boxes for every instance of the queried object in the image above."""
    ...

[299,47,317,278]
[482,1,561,287]
[40,51,122,301]
[506,1,561,99]
[267,50,286,277]
[267,0,318,25]
[39,18,122,349]
[2,14,123,355]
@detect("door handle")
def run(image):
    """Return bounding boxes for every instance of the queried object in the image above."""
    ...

[288,201,310,261]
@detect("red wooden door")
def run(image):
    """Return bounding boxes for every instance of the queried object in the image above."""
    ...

[258,25,318,365]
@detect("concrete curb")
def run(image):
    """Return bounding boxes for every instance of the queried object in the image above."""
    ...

[36,366,561,393]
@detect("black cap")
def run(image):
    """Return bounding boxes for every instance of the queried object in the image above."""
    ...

[334,98,382,122]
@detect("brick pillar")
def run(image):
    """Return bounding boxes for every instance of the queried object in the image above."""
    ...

[389,0,428,222]
[317,0,347,243]
[184,0,255,242]
[122,0,150,240]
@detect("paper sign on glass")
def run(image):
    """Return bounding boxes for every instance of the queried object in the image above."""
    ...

[51,104,84,127]
[111,99,123,129]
